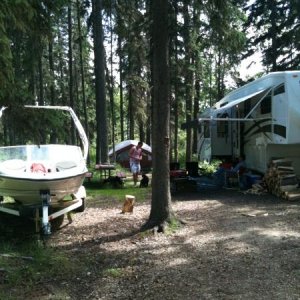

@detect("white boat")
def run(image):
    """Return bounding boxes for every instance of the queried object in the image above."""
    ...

[0,144,87,204]
[0,105,89,234]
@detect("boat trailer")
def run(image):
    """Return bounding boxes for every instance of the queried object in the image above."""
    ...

[0,190,85,235]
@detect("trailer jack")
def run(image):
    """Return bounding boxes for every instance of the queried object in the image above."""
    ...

[40,190,51,235]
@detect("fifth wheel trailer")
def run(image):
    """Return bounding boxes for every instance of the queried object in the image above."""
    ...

[194,71,300,175]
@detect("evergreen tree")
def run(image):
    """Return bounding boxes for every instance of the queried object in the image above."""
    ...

[245,0,300,71]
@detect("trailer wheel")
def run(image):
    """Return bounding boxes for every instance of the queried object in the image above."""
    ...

[75,198,86,213]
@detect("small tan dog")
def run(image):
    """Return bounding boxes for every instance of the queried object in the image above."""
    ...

[122,195,135,213]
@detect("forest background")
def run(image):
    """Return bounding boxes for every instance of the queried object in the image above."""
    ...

[0,0,299,166]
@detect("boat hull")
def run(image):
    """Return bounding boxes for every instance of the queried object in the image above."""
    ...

[0,172,87,205]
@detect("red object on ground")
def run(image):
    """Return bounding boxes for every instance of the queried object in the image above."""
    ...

[170,169,187,178]
[220,162,232,170]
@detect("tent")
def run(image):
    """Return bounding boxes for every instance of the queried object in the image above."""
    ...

[108,140,152,169]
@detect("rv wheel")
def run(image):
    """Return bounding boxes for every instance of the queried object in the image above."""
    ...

[75,198,86,213]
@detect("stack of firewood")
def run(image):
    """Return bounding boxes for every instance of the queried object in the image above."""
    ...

[264,158,300,201]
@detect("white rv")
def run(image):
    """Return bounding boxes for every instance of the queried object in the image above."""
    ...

[197,71,300,175]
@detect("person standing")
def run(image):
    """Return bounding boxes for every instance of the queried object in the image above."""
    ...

[129,141,143,186]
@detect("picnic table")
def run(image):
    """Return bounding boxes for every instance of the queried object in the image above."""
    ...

[95,164,116,179]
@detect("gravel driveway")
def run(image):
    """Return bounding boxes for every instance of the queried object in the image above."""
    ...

[2,187,300,299]
[44,188,300,299]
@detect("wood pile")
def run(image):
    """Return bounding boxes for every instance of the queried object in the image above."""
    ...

[243,183,267,195]
[264,158,300,200]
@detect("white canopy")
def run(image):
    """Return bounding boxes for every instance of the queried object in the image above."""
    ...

[108,140,152,156]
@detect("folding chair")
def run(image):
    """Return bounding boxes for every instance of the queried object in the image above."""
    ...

[224,167,247,188]
[185,162,201,177]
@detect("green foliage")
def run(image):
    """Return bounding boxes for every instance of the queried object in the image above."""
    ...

[0,1,66,105]
[199,159,221,175]
[1,107,73,145]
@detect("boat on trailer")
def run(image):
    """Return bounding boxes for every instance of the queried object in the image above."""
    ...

[0,105,89,235]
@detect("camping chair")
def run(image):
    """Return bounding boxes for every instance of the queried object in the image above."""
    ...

[185,162,201,177]
[224,166,247,188]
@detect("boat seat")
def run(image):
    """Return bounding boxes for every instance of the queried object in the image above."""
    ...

[0,159,26,171]
[56,160,77,171]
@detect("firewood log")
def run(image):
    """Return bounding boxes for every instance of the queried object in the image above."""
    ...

[284,190,300,201]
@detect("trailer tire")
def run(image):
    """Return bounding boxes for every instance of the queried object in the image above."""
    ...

[75,198,86,213]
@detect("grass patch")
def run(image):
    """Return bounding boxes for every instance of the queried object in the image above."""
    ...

[84,178,151,202]
[0,239,82,297]
[103,267,123,278]
[165,218,182,235]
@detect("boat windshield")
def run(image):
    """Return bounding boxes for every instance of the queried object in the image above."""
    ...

[0,145,83,163]
[0,106,88,160]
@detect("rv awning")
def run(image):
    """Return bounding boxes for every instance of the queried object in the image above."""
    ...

[214,87,272,112]
[182,85,274,128]
[181,107,213,129]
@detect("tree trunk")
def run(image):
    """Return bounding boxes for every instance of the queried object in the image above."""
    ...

[76,0,89,146]
[109,4,115,160]
[128,86,134,139]
[142,0,174,232]
[48,41,55,106]
[118,36,125,142]
[38,53,44,106]
[183,0,193,162]
[68,1,76,144]
[92,0,108,163]
[269,2,278,71]
[193,78,200,154]
[48,39,59,143]
[168,0,178,162]
[38,42,47,144]
[58,30,66,106]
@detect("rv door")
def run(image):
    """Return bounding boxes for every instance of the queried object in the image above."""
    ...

[198,121,212,162]
[210,112,234,158]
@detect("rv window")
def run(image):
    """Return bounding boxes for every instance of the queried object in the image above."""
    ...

[260,93,272,114]
[274,84,285,96]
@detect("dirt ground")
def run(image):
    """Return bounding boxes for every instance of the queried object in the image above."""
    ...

[3,187,300,299]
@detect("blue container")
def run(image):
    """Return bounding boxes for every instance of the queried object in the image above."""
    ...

[246,174,262,186]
